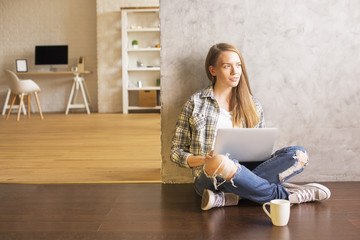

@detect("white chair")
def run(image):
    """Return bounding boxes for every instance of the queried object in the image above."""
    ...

[5,70,43,121]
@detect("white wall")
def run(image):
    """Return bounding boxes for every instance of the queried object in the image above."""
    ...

[0,0,97,113]
[160,0,360,183]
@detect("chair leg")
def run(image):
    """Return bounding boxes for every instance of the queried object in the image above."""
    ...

[27,94,31,119]
[17,93,24,121]
[6,93,17,120]
[34,92,43,120]
[2,89,11,115]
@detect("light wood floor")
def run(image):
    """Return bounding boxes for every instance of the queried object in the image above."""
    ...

[0,113,161,183]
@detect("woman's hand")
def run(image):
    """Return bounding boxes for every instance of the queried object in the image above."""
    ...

[207,150,214,158]
[205,150,214,163]
[187,155,207,167]
[188,150,214,167]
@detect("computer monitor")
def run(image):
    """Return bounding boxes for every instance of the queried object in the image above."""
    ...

[35,45,68,67]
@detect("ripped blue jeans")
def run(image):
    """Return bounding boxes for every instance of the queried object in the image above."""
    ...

[194,146,308,204]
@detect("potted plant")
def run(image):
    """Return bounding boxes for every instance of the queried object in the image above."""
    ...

[132,40,139,49]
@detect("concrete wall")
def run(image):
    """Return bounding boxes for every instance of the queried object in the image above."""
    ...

[160,0,360,183]
[96,0,159,113]
[0,0,97,113]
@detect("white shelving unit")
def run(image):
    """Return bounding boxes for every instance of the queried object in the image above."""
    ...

[121,7,160,113]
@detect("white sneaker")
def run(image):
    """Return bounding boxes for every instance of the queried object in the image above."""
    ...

[201,189,239,211]
[283,183,331,204]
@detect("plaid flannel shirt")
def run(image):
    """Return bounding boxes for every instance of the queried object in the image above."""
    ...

[170,85,265,178]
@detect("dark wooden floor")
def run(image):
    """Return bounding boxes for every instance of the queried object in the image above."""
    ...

[0,182,359,240]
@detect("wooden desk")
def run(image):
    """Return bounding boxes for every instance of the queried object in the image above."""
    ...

[17,71,91,76]
[17,71,92,114]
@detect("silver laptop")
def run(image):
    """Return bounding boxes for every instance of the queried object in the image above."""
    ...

[213,128,278,162]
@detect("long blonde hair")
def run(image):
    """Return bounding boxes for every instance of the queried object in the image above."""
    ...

[205,43,259,128]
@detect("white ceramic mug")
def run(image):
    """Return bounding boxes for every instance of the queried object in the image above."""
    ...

[262,199,290,226]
